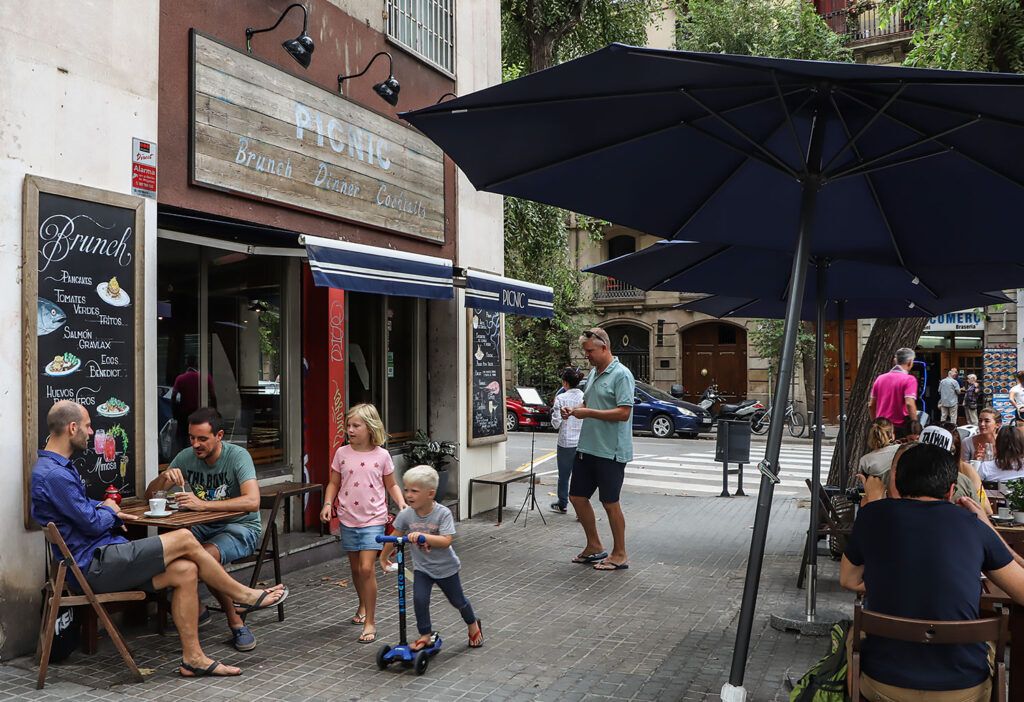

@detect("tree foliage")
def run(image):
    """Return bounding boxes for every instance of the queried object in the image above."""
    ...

[883,0,1024,73]
[502,0,663,73]
[749,319,835,412]
[676,0,852,61]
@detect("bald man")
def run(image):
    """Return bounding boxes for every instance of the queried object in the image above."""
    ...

[30,401,287,677]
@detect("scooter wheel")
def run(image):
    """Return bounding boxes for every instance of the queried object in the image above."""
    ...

[414,650,429,675]
[376,644,392,670]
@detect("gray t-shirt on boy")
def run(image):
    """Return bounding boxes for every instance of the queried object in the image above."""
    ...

[393,503,460,579]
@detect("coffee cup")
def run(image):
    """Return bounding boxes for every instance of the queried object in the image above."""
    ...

[998,506,1011,519]
[149,497,167,514]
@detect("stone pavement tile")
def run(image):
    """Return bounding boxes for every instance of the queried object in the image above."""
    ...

[3,490,851,701]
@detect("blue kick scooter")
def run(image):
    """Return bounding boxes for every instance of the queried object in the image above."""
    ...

[374,534,443,675]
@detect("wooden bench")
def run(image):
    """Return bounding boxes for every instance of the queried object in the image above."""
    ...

[468,470,531,525]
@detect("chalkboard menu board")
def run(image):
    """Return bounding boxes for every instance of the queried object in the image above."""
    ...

[23,177,145,525]
[467,308,506,445]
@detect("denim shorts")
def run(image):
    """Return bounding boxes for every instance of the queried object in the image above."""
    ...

[190,522,261,564]
[341,524,385,552]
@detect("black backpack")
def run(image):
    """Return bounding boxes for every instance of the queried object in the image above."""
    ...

[790,619,852,702]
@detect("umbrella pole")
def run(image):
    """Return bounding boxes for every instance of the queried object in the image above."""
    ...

[725,101,828,701]
[838,300,847,489]
[807,263,827,618]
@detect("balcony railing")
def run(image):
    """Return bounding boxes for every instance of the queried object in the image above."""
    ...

[593,278,645,301]
[817,0,912,43]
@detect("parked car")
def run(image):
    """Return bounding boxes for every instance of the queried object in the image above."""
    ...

[505,397,552,431]
[633,381,714,438]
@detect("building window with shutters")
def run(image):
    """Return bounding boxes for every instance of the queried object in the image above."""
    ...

[386,0,455,76]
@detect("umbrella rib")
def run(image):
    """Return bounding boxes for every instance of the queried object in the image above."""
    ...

[825,147,950,183]
[908,299,935,317]
[772,71,807,170]
[650,244,732,289]
[837,88,1024,191]
[480,88,805,191]
[679,88,800,178]
[821,84,905,174]
[825,117,981,182]
[843,83,1024,131]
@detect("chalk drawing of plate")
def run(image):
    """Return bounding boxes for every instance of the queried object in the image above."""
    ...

[97,402,130,418]
[97,282,131,307]
[44,358,81,377]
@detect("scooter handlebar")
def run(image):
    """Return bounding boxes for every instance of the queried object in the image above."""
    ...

[375,535,426,544]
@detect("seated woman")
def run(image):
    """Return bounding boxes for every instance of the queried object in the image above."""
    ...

[977,425,1024,482]
[858,418,899,486]
[942,422,992,516]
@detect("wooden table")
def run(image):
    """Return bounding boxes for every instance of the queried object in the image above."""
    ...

[979,577,1024,701]
[120,501,249,529]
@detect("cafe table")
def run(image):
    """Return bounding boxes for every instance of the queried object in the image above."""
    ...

[979,575,1024,700]
[119,500,249,529]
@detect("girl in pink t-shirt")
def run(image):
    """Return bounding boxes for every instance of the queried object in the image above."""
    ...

[320,403,406,644]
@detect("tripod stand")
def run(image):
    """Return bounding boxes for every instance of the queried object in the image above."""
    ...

[514,406,547,527]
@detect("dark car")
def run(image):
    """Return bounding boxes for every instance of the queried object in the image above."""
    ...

[505,397,552,431]
[632,381,713,438]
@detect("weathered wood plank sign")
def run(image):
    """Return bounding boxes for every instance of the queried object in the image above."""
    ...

[190,31,445,243]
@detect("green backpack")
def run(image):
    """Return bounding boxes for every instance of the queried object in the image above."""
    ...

[790,619,852,702]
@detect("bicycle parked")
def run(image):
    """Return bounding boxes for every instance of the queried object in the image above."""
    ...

[749,400,806,438]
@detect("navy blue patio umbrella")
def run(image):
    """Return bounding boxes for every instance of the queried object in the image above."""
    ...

[401,45,1024,695]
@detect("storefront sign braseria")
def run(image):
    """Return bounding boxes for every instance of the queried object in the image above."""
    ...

[923,309,985,332]
[190,32,445,242]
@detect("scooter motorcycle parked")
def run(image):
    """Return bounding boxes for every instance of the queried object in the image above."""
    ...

[698,383,763,424]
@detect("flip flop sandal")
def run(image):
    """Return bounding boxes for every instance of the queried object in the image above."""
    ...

[572,551,608,564]
[410,632,439,651]
[351,613,367,625]
[179,659,241,677]
[234,586,289,614]
[468,620,484,648]
[358,630,377,644]
[593,560,629,571]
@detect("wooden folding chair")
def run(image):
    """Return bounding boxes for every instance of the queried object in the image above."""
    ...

[851,602,1008,702]
[34,522,145,689]
[797,479,854,588]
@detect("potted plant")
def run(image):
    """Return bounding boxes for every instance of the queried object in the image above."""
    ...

[1006,479,1024,524]
[401,430,459,499]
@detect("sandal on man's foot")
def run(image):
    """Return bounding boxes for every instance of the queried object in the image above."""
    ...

[468,620,484,648]
[234,586,289,614]
[179,659,241,677]
[571,551,607,564]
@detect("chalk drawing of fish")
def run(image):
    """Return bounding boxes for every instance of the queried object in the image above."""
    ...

[37,298,66,336]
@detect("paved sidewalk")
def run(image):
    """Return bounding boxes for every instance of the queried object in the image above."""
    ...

[2,488,849,701]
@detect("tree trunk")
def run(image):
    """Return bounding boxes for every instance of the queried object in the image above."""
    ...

[800,322,816,423]
[529,31,556,72]
[826,317,929,487]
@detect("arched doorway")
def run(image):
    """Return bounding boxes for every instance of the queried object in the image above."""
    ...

[605,324,649,383]
[680,322,748,404]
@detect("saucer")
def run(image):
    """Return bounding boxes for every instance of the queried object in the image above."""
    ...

[144,510,173,517]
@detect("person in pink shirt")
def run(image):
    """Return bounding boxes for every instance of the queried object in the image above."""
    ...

[869,347,920,439]
[320,403,406,644]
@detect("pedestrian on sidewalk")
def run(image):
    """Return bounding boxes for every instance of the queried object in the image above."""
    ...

[562,327,634,571]
[550,367,584,514]
[938,367,962,424]
[869,347,919,439]
[963,374,981,426]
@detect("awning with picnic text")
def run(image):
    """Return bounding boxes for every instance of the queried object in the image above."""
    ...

[464,270,554,318]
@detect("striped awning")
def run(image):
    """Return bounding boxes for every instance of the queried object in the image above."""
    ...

[464,270,554,318]
[301,234,454,300]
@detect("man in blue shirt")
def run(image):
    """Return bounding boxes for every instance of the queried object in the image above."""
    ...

[31,401,287,677]
[561,327,634,571]
[841,444,1024,699]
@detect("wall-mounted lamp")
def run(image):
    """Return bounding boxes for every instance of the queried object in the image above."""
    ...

[339,51,400,106]
[246,3,314,68]
[435,92,458,104]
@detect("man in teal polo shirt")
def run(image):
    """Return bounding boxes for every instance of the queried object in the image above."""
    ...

[561,327,634,571]
[146,407,263,651]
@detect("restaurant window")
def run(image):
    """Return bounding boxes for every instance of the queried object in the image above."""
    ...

[347,292,422,445]
[386,0,455,75]
[156,237,292,477]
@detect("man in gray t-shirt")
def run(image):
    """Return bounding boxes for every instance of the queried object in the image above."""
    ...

[938,368,961,424]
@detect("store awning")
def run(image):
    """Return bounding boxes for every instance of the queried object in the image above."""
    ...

[464,270,554,318]
[301,234,454,300]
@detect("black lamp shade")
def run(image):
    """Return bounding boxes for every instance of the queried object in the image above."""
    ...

[373,77,400,106]
[282,34,314,68]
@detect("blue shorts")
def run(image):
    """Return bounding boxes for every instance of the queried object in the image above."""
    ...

[341,524,385,552]
[569,452,626,504]
[190,522,261,564]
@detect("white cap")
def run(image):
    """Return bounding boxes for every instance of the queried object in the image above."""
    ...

[919,425,953,452]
